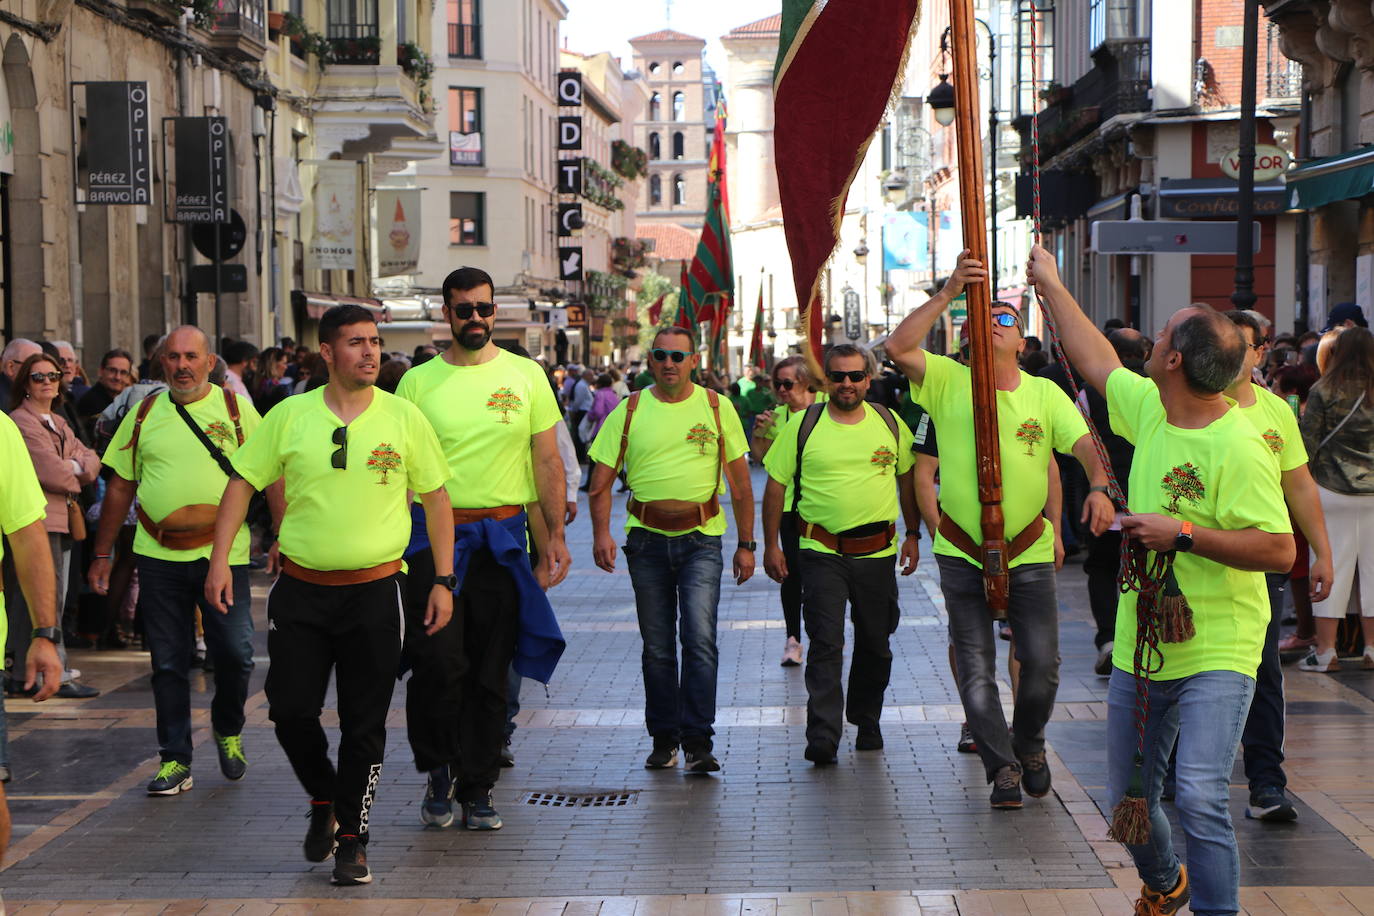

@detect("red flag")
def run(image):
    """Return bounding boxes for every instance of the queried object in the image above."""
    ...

[774,0,919,378]
[675,261,696,330]
[749,285,766,370]
[647,292,667,325]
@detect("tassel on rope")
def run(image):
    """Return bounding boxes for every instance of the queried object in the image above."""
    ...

[1108,752,1152,844]
[1157,561,1195,644]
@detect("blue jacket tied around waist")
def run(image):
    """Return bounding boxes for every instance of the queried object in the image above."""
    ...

[406,504,566,684]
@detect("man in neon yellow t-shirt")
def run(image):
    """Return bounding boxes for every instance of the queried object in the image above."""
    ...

[886,253,1115,810]
[761,345,919,764]
[90,326,264,798]
[587,326,755,774]
[1222,309,1332,824]
[1030,247,1293,916]
[206,305,455,887]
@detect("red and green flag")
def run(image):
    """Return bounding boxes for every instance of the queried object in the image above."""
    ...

[774,0,921,377]
[682,99,733,362]
[748,284,766,370]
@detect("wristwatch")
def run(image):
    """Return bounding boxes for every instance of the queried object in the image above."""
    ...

[738,541,757,552]
[905,528,921,540]
[31,626,61,643]
[1174,520,1194,553]
[434,574,459,590]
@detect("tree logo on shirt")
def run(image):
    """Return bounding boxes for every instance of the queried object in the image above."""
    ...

[203,421,234,449]
[1015,418,1045,456]
[871,445,897,475]
[1161,462,1205,514]
[486,387,523,424]
[1262,428,1284,455]
[686,423,718,455]
[366,443,402,485]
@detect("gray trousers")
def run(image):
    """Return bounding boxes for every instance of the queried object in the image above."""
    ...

[799,549,900,749]
[936,554,1060,781]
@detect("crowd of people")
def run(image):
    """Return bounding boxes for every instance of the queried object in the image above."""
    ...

[0,253,1371,915]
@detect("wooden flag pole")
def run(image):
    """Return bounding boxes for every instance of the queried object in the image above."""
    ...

[949,0,1008,615]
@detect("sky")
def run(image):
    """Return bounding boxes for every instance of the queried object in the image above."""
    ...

[560,0,784,76]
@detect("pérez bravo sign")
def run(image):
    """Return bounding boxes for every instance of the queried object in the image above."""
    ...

[1220,145,1289,182]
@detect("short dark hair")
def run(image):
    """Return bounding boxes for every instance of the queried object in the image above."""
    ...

[1107,328,1151,362]
[442,266,495,304]
[653,326,695,350]
[224,340,258,366]
[101,348,134,369]
[1222,308,1264,344]
[1103,318,1127,333]
[319,304,378,346]
[142,333,160,353]
[824,343,877,375]
[1171,307,1246,394]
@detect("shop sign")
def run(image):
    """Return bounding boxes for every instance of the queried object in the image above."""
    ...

[0,67,14,175]
[1220,145,1289,182]
[376,189,421,277]
[306,161,359,270]
[557,72,582,107]
[169,116,229,222]
[85,82,152,204]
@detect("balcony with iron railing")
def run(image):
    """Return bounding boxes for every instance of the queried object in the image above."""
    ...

[1024,37,1151,165]
[1265,21,1303,100]
[207,0,268,60]
[448,23,481,58]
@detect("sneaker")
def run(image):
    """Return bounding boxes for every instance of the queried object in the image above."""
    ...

[213,731,247,781]
[1277,633,1315,653]
[420,766,455,827]
[683,745,721,774]
[1364,648,1374,671]
[1094,641,1114,676]
[990,764,1022,809]
[147,761,192,796]
[1298,648,1340,672]
[956,722,978,754]
[1247,786,1298,822]
[855,725,883,751]
[499,738,515,768]
[997,621,1012,641]
[645,739,679,769]
[461,792,503,830]
[331,835,371,885]
[54,681,100,698]
[1019,750,1052,798]
[303,801,337,862]
[1134,864,1189,915]
[780,636,803,667]
[803,740,837,766]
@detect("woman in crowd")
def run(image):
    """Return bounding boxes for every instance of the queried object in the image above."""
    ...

[1272,363,1323,655]
[8,353,102,697]
[579,374,621,490]
[1299,327,1374,671]
[247,346,289,414]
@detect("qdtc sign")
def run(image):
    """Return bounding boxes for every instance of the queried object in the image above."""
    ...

[557,72,582,107]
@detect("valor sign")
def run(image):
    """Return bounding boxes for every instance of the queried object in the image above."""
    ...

[170,117,230,223]
[85,82,152,205]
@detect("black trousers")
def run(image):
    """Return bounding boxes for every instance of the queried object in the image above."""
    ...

[798,549,900,748]
[404,547,520,802]
[1083,530,1123,649]
[265,572,405,844]
[780,512,803,640]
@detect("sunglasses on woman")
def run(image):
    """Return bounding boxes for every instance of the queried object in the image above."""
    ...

[29,371,63,383]
[773,378,795,390]
[650,348,689,363]
[827,370,867,383]
[450,302,497,319]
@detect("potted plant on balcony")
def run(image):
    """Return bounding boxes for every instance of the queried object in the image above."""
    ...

[330,34,382,65]
[268,10,286,39]
[398,41,435,88]
[281,12,334,69]
[1038,81,1071,106]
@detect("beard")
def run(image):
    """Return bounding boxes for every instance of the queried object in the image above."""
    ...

[458,321,492,351]
[832,388,864,410]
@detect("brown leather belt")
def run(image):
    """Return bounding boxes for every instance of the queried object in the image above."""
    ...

[136,505,217,551]
[451,504,522,525]
[281,556,403,587]
[801,521,896,556]
[938,513,1046,564]
[628,496,721,532]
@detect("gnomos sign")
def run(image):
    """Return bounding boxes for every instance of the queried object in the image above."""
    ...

[1220,144,1289,182]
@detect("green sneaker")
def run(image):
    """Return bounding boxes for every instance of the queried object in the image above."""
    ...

[214,732,248,781]
[147,761,193,796]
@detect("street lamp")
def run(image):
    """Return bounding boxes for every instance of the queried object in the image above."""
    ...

[929,75,956,127]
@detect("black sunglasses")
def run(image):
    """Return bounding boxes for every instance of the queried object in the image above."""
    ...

[773,378,795,390]
[651,348,689,363]
[330,426,348,470]
[450,302,497,319]
[827,370,868,383]
[1249,336,1270,352]
[29,371,63,383]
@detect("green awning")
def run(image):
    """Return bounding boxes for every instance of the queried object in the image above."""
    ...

[1287,147,1374,210]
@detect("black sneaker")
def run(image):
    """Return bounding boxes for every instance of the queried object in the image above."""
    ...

[990,764,1023,809]
[146,761,192,796]
[1094,641,1114,676]
[1019,750,1052,798]
[803,740,838,766]
[855,725,883,751]
[1246,786,1298,822]
[303,801,337,862]
[331,834,371,885]
[683,745,721,774]
[956,722,978,754]
[461,792,503,830]
[499,737,515,768]
[645,739,679,769]
[213,731,248,781]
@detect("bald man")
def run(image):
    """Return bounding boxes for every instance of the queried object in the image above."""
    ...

[0,339,41,408]
[89,326,266,796]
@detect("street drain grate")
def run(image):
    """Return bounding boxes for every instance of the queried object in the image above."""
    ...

[520,790,639,808]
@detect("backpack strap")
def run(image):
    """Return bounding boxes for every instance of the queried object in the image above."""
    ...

[117,391,164,478]
[790,403,826,514]
[611,390,642,474]
[223,387,245,446]
[869,401,901,447]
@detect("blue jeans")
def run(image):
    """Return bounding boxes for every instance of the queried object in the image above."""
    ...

[137,556,255,765]
[1107,668,1255,916]
[625,528,723,747]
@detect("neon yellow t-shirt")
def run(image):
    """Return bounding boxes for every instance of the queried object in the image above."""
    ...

[1238,382,1307,473]
[0,413,48,649]
[395,349,560,509]
[763,403,915,557]
[231,388,450,571]
[103,389,262,564]
[588,385,748,536]
[1107,369,1292,680]
[913,353,1089,568]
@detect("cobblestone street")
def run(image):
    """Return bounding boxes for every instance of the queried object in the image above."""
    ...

[4,471,1374,913]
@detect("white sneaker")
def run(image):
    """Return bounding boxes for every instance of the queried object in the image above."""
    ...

[1363,647,1374,671]
[1298,648,1340,672]
[780,637,802,667]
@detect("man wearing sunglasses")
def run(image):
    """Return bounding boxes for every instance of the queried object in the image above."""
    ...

[587,327,755,774]
[885,251,1115,811]
[761,344,920,765]
[206,305,454,886]
[394,267,569,833]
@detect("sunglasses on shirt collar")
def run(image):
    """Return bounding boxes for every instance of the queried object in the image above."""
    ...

[330,426,348,470]
[449,302,497,319]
